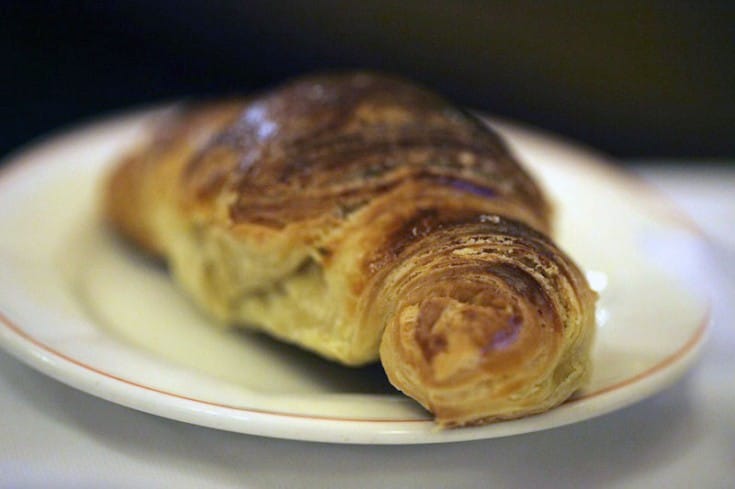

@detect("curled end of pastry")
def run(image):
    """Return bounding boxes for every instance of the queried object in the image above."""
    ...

[377,215,596,427]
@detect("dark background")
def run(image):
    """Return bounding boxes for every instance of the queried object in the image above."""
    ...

[2,1,734,161]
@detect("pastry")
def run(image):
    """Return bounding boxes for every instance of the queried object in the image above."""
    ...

[104,72,596,426]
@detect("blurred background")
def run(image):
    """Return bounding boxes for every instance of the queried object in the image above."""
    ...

[2,1,733,161]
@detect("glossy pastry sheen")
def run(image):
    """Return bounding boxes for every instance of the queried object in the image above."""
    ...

[104,72,596,426]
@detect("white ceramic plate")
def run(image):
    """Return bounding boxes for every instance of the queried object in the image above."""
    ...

[0,109,709,444]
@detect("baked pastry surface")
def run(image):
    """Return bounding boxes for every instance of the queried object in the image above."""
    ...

[105,72,596,426]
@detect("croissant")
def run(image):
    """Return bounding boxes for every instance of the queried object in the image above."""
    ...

[105,72,596,427]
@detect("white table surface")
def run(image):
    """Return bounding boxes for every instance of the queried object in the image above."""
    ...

[1,164,733,488]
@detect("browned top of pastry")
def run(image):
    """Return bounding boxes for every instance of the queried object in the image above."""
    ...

[179,72,551,230]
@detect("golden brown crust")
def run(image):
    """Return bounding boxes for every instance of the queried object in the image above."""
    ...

[104,71,595,427]
[370,213,595,426]
[104,101,245,254]
[179,73,550,233]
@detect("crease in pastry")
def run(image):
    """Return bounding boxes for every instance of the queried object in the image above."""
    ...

[104,71,596,426]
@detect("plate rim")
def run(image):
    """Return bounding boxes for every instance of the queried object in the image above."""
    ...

[0,109,712,444]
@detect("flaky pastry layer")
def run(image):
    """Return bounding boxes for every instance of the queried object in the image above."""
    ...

[104,72,596,426]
